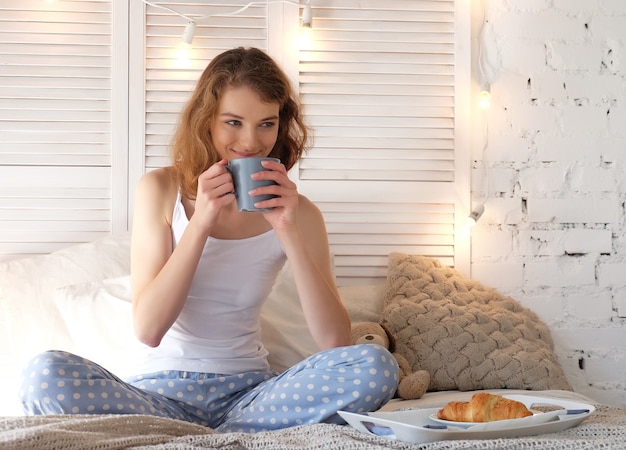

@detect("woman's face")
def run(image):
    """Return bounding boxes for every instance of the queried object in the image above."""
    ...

[211,85,280,160]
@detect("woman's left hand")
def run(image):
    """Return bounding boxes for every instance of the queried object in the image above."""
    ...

[250,159,299,231]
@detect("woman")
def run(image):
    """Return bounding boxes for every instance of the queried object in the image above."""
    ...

[20,47,398,433]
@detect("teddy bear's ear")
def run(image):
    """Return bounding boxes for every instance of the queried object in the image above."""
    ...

[380,323,396,353]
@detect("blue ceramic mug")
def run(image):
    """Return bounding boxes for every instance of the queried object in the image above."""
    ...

[227,157,279,212]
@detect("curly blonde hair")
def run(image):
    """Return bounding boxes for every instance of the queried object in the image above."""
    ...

[170,47,309,200]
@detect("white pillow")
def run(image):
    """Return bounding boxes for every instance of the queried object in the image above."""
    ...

[0,234,130,415]
[338,283,386,324]
[52,275,139,378]
[0,233,131,361]
[260,263,318,373]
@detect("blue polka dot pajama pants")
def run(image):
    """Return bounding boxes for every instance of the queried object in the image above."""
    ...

[19,344,399,433]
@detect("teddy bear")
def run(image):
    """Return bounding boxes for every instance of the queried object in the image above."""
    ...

[351,322,430,400]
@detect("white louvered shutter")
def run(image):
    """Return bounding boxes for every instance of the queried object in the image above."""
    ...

[0,0,126,260]
[296,0,470,285]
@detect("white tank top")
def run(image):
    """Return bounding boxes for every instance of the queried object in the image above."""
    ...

[136,191,286,375]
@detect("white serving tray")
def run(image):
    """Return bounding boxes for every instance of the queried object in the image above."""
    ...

[338,394,595,444]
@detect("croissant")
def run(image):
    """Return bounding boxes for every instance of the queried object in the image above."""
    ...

[436,393,533,422]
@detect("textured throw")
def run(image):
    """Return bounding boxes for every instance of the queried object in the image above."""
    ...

[1,406,626,449]
[381,253,572,392]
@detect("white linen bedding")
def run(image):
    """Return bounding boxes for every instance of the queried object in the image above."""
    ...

[2,389,625,450]
[2,234,626,449]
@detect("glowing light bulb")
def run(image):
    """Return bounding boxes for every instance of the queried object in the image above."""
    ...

[175,42,192,67]
[298,4,313,50]
[478,89,491,109]
[175,21,196,67]
[299,26,314,50]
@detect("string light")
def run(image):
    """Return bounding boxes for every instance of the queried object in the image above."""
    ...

[469,0,493,226]
[467,204,485,227]
[142,0,194,20]
[174,21,196,66]
[141,0,308,63]
[298,2,314,50]
[302,3,312,27]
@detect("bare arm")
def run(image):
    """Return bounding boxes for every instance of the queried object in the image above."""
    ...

[278,196,352,350]
[253,159,351,349]
[130,162,235,347]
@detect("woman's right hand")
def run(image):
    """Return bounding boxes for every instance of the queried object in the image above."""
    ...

[192,159,236,231]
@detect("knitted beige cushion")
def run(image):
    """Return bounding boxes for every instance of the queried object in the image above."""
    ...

[381,253,572,392]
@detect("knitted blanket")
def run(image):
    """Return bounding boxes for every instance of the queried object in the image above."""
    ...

[1,406,626,450]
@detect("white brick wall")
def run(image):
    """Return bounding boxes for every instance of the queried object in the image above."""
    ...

[470,0,626,407]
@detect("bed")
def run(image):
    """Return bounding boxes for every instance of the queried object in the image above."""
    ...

[2,234,626,449]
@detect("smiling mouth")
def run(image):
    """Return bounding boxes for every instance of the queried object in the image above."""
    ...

[232,151,262,158]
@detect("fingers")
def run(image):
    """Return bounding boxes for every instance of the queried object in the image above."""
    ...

[260,158,285,173]
[251,160,289,184]
[197,161,234,200]
[198,159,229,182]
[249,164,298,212]
[250,163,295,194]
